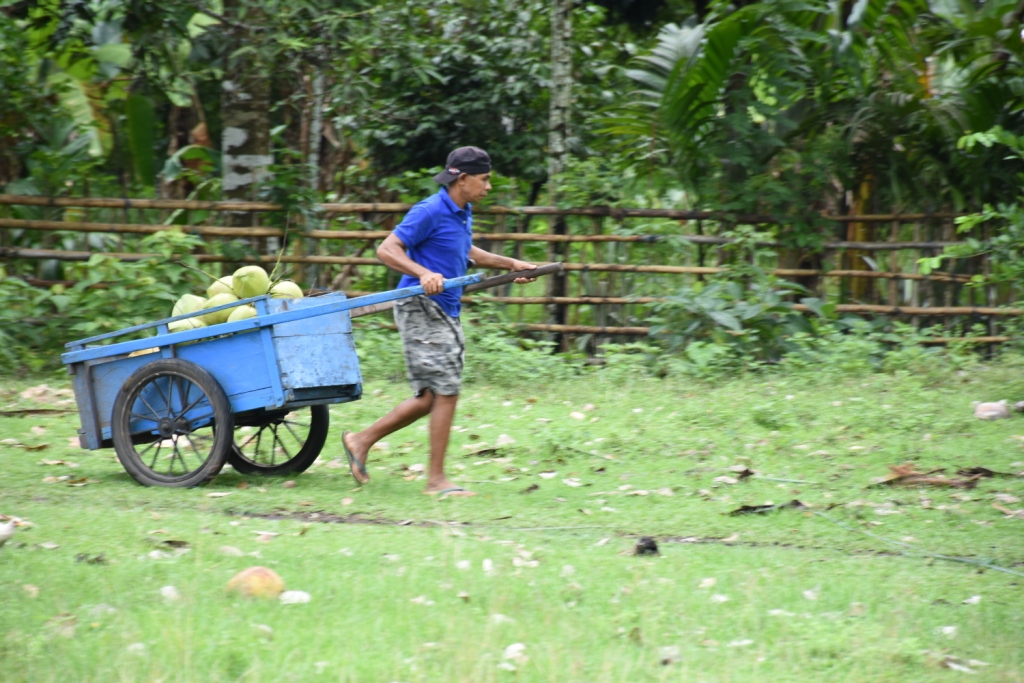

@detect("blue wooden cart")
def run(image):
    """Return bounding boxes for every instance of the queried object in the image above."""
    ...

[60,274,482,487]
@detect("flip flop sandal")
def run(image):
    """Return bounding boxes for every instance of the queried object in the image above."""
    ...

[342,431,368,485]
[429,487,477,498]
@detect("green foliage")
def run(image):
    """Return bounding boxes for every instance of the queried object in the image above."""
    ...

[0,229,204,373]
[646,274,829,362]
[919,127,1024,292]
[609,0,1024,242]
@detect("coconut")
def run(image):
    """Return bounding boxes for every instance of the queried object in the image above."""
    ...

[270,280,304,299]
[227,305,258,323]
[206,276,234,298]
[172,294,207,317]
[226,566,285,599]
[168,317,207,333]
[200,293,240,326]
[232,266,271,299]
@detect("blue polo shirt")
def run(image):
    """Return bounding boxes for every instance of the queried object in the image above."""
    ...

[393,187,473,317]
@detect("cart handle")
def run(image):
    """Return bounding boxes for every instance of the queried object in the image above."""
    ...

[62,273,483,364]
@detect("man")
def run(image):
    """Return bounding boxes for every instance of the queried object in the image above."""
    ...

[342,146,536,497]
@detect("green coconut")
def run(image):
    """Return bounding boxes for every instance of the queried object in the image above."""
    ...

[168,317,206,333]
[206,276,235,298]
[172,294,207,317]
[270,280,304,299]
[227,305,258,323]
[200,292,240,326]
[232,266,271,299]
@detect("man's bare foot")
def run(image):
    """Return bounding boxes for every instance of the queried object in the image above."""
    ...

[424,479,476,497]
[342,431,370,484]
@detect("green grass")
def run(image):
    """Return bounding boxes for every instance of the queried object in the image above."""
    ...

[1,365,1023,682]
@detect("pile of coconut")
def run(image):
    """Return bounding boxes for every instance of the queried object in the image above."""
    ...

[168,266,303,333]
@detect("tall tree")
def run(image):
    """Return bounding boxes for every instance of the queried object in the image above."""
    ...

[220,0,271,228]
[547,0,573,332]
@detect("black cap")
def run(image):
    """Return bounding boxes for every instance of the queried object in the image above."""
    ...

[433,146,492,184]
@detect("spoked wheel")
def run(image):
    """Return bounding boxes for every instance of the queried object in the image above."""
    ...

[111,359,234,487]
[228,404,329,476]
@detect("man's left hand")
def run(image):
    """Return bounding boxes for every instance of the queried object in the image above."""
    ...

[510,259,537,284]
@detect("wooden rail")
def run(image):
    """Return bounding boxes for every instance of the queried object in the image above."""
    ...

[1,193,1008,347]
[0,194,966,224]
[0,247,974,284]
[0,217,963,251]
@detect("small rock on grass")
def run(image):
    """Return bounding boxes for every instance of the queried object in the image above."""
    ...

[280,590,311,604]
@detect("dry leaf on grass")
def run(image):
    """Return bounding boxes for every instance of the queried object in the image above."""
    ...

[45,613,77,638]
[872,463,981,489]
[729,499,808,516]
[992,503,1024,519]
[957,466,1016,479]
[39,459,78,467]
[23,584,39,598]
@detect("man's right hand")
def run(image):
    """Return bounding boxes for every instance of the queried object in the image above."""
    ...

[420,271,445,295]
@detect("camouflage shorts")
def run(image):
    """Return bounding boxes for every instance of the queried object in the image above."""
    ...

[394,295,465,396]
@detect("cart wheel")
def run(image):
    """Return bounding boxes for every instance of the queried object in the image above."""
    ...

[111,359,233,487]
[228,405,329,476]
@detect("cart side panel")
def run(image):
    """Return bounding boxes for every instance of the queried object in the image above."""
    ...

[269,295,362,391]
[86,331,280,444]
[81,351,167,449]
[175,330,277,410]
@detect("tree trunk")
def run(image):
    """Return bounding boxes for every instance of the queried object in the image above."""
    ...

[220,0,271,245]
[546,0,572,347]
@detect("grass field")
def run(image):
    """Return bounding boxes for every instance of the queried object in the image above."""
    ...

[1,364,1023,682]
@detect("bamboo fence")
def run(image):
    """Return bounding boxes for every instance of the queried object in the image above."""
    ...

[0,194,1013,345]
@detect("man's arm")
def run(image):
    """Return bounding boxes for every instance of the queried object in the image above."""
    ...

[468,246,537,283]
[377,233,446,295]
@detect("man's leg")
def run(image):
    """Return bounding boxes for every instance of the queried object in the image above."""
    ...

[423,393,464,494]
[344,391,434,483]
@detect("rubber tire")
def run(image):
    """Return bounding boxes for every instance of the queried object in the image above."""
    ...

[111,358,233,487]
[228,404,329,476]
